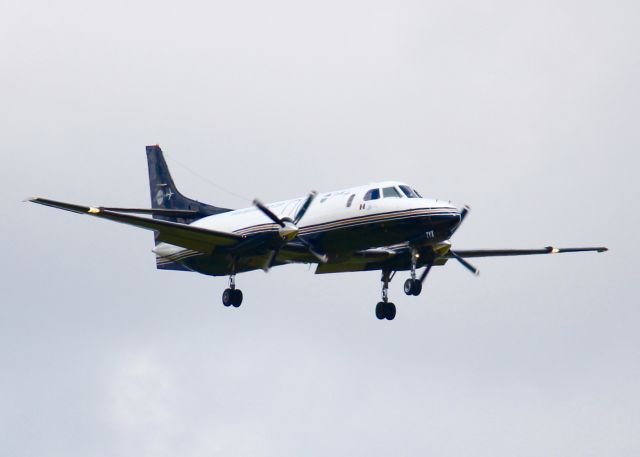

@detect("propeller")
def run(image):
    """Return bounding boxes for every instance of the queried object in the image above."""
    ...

[253,191,327,270]
[449,250,480,276]
[450,205,479,276]
[460,205,470,223]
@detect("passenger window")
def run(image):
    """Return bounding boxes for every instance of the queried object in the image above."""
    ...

[346,194,355,207]
[363,188,380,201]
[382,186,401,198]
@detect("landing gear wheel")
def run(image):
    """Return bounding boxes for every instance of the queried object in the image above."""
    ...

[404,278,422,296]
[385,302,396,320]
[375,302,386,320]
[222,288,233,307]
[231,289,243,307]
[404,279,413,295]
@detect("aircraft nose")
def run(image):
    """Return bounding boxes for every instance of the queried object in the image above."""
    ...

[449,204,470,234]
[450,208,463,232]
[428,204,462,233]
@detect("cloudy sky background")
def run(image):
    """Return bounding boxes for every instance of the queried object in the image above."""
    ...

[1,0,638,456]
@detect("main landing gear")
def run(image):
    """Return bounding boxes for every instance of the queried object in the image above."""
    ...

[222,274,243,308]
[376,270,396,320]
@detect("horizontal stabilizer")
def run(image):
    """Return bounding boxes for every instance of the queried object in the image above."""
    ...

[28,197,242,254]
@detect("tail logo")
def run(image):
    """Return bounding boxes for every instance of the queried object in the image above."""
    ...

[155,187,174,205]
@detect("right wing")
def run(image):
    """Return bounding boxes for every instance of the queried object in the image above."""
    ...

[448,246,608,258]
[315,244,608,274]
[28,197,242,254]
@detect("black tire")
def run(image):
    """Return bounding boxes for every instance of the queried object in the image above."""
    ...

[222,288,233,307]
[411,280,422,296]
[231,289,243,308]
[375,302,386,320]
[385,302,396,320]
[404,278,414,295]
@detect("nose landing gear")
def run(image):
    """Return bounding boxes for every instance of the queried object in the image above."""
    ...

[376,270,396,320]
[222,273,243,308]
[404,248,432,296]
[404,278,422,296]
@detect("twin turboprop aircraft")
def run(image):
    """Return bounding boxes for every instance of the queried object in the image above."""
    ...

[29,145,607,320]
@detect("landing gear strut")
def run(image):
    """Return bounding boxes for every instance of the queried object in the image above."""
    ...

[403,248,422,296]
[222,273,243,308]
[376,269,396,320]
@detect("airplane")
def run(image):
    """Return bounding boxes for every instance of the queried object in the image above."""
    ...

[28,145,607,320]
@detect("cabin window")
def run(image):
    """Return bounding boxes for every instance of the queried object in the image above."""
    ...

[399,185,418,198]
[382,186,401,198]
[363,188,380,201]
[346,194,355,207]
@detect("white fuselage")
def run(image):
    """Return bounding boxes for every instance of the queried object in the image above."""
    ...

[192,181,459,235]
[153,181,461,261]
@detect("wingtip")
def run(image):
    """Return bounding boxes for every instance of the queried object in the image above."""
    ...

[597,247,608,253]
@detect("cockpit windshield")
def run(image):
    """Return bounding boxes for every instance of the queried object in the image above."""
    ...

[399,185,421,198]
[382,186,401,198]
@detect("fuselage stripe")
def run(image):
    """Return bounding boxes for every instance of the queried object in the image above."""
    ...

[156,249,202,264]
[232,207,458,237]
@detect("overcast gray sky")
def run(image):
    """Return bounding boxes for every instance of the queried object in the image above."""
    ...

[1,0,639,456]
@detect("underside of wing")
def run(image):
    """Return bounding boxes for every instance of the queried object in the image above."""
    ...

[314,244,608,274]
[28,197,242,254]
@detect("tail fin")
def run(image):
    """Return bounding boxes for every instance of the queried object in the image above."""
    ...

[146,145,231,223]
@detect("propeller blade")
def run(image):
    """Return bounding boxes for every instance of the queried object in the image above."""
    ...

[419,263,433,284]
[262,248,280,272]
[298,237,328,263]
[293,191,317,225]
[450,250,480,276]
[460,205,470,222]
[253,199,285,227]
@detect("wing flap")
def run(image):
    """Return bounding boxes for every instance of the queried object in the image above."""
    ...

[28,197,242,254]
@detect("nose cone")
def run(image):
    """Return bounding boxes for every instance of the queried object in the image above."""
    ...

[447,209,463,234]
[429,203,464,234]
[449,204,470,234]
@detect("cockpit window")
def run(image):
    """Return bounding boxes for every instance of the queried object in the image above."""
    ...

[413,188,422,198]
[363,188,380,201]
[382,186,401,198]
[399,185,419,198]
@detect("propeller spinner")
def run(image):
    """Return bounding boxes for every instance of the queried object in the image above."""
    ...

[253,191,327,270]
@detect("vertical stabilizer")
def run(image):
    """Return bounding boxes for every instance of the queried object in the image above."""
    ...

[145,145,231,223]
[145,145,232,271]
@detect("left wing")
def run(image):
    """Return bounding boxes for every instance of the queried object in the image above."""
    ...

[28,197,242,254]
